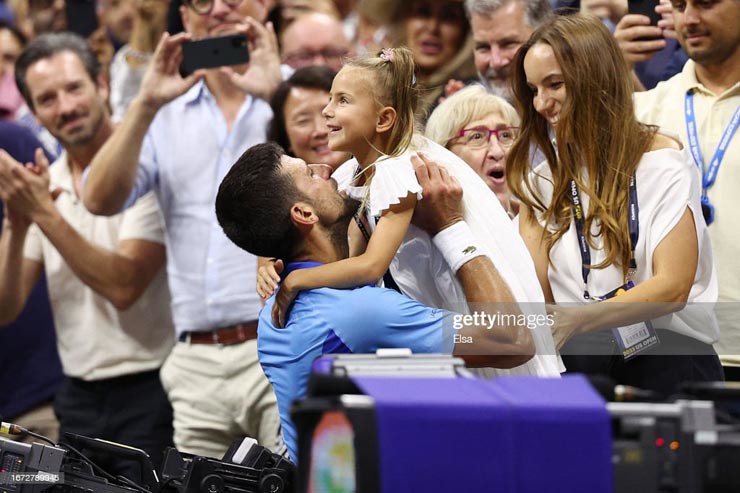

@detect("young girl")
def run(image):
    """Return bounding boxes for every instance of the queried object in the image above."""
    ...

[267,47,561,377]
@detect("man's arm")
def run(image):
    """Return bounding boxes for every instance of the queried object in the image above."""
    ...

[84,33,205,215]
[1,151,166,311]
[0,214,43,326]
[412,154,534,368]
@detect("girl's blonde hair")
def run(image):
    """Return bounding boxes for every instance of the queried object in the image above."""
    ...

[507,14,656,279]
[425,84,520,148]
[344,47,419,157]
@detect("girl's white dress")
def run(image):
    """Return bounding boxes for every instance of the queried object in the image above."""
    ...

[333,136,563,377]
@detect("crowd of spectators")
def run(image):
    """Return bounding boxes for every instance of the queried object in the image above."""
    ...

[0,0,737,468]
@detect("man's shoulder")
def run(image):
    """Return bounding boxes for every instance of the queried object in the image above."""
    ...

[293,285,441,329]
[634,70,686,107]
[634,69,688,127]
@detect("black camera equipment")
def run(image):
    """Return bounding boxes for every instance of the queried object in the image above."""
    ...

[159,437,294,493]
[1,420,293,493]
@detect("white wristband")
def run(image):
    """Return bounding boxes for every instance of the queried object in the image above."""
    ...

[432,221,485,273]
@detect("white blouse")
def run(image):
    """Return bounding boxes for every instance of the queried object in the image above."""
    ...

[528,144,719,344]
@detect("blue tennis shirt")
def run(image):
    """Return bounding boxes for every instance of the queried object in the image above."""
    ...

[257,261,454,460]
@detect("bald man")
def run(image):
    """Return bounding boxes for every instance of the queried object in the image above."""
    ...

[280,12,350,72]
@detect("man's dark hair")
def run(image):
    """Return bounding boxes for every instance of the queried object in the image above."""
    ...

[15,32,101,110]
[269,65,336,155]
[216,142,307,260]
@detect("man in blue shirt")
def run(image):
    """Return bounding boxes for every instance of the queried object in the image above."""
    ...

[215,143,536,460]
[82,2,285,458]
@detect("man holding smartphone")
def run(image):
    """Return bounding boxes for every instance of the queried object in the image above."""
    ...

[83,0,286,459]
[630,0,740,382]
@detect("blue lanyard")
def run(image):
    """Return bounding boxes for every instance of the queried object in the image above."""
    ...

[569,177,639,300]
[684,90,740,224]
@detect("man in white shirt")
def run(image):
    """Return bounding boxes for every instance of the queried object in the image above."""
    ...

[632,0,740,380]
[0,32,174,474]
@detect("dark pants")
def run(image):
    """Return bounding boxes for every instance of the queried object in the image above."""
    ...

[724,366,740,382]
[54,369,173,480]
[561,329,724,398]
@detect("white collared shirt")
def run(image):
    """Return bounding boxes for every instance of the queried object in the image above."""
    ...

[24,154,174,380]
[120,80,272,335]
[634,60,740,363]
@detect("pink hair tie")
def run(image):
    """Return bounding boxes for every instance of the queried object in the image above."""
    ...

[379,48,395,62]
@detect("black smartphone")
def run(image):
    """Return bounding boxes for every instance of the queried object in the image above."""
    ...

[65,0,99,39]
[629,0,662,39]
[181,34,249,76]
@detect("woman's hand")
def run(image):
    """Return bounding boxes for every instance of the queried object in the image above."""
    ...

[257,258,283,300]
[271,271,301,328]
[547,305,585,351]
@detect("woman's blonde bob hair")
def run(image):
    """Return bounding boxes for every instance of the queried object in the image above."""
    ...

[424,84,520,148]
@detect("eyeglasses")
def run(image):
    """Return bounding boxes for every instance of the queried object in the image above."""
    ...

[282,48,349,69]
[185,0,244,15]
[453,126,519,149]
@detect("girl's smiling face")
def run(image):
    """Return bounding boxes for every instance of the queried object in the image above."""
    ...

[322,67,384,162]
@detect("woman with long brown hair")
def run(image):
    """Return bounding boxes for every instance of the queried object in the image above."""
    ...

[507,14,722,395]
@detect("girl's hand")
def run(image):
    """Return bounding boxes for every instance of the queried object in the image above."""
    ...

[271,272,300,328]
[257,258,283,300]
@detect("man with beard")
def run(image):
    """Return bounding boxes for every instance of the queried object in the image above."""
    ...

[464,0,551,101]
[632,0,740,381]
[83,0,286,459]
[215,143,537,460]
[0,33,174,474]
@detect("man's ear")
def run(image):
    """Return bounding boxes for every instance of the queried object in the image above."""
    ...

[289,201,319,227]
[376,106,397,135]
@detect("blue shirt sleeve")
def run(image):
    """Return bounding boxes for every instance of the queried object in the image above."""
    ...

[329,286,455,354]
[121,130,159,210]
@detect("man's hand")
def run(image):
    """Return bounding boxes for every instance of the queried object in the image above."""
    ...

[2,201,31,232]
[581,0,627,23]
[220,18,282,101]
[437,79,465,105]
[135,0,169,24]
[411,152,463,235]
[614,14,667,67]
[126,0,170,68]
[0,149,60,225]
[656,0,676,39]
[89,26,115,71]
[137,32,206,110]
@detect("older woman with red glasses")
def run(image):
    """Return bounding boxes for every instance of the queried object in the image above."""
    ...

[425,84,520,217]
